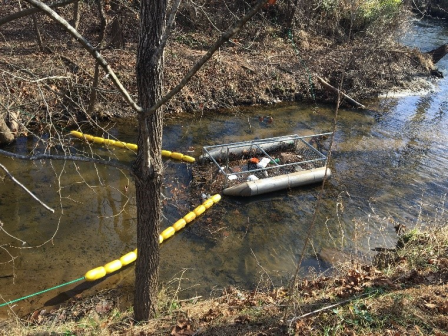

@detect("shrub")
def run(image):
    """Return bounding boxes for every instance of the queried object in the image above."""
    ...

[312,0,404,38]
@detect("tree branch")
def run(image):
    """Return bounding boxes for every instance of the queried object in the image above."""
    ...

[0,163,54,213]
[0,149,132,172]
[145,0,268,117]
[0,0,78,27]
[151,0,182,64]
[316,75,366,109]
[23,0,143,113]
[287,292,371,326]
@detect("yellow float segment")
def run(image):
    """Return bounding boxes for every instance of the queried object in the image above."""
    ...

[93,137,105,145]
[125,143,138,151]
[211,194,221,203]
[161,227,176,240]
[85,194,222,282]
[114,141,126,148]
[85,266,107,282]
[182,155,196,163]
[194,205,206,216]
[84,134,95,141]
[70,131,83,138]
[104,260,122,274]
[161,150,172,157]
[183,211,196,223]
[172,218,187,231]
[170,152,184,160]
[120,251,137,266]
[202,199,214,209]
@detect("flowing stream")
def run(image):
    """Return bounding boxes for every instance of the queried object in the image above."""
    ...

[0,19,447,318]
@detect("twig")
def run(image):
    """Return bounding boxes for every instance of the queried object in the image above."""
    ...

[0,149,132,172]
[0,163,55,213]
[23,0,142,113]
[0,69,70,83]
[0,0,78,27]
[250,248,274,289]
[316,75,366,109]
[242,65,256,73]
[287,292,371,326]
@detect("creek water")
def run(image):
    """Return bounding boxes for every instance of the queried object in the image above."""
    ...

[1,19,447,318]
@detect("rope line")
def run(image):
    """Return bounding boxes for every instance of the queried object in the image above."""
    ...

[0,276,85,308]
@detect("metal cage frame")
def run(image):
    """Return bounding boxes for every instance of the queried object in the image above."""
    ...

[201,133,332,188]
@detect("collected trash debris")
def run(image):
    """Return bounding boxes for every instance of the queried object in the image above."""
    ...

[192,133,332,196]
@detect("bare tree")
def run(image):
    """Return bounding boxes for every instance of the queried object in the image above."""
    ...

[2,0,268,320]
[132,0,167,320]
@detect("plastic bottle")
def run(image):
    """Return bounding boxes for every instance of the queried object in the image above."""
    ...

[256,157,271,168]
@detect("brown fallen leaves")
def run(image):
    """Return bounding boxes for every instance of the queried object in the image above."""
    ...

[297,265,398,299]
[171,319,195,336]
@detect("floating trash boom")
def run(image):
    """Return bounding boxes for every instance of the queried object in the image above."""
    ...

[70,131,195,163]
[0,194,221,307]
[85,194,221,281]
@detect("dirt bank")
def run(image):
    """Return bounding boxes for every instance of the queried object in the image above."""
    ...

[0,2,437,136]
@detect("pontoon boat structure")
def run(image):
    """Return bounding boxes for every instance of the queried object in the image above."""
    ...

[200,133,332,197]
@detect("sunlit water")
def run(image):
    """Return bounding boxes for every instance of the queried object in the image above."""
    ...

[1,19,447,318]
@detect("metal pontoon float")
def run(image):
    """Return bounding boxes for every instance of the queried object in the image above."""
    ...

[199,133,332,197]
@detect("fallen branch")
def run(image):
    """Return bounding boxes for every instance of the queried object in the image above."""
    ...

[426,44,448,64]
[0,163,54,213]
[287,292,371,326]
[0,149,131,172]
[316,75,366,109]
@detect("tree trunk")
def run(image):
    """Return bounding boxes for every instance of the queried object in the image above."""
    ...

[110,1,124,48]
[87,62,100,115]
[31,13,44,51]
[284,0,299,32]
[71,0,80,30]
[133,0,167,321]
[96,0,107,48]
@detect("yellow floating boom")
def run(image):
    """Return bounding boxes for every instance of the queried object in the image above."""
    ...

[70,130,195,163]
[84,194,221,281]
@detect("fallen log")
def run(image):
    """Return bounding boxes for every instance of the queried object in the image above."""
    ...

[426,44,448,64]
[316,75,366,109]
